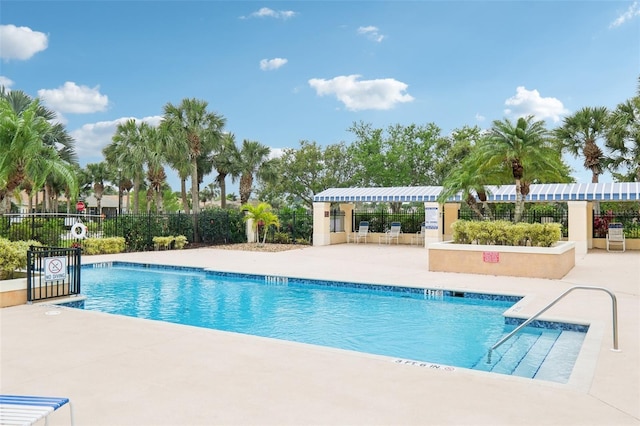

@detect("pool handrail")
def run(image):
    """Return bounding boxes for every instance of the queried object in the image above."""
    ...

[487,285,619,364]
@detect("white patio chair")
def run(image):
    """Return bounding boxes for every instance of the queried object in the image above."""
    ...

[379,222,402,245]
[348,221,369,244]
[606,223,626,252]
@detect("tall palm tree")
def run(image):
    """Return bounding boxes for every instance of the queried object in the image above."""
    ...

[606,82,640,182]
[235,139,274,204]
[555,106,609,183]
[477,116,563,222]
[211,133,240,209]
[104,119,147,214]
[86,162,110,215]
[241,202,280,245]
[161,98,226,218]
[143,125,168,213]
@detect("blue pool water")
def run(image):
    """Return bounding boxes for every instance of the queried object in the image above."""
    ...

[75,262,587,383]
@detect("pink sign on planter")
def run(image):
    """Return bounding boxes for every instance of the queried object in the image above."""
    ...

[483,251,500,263]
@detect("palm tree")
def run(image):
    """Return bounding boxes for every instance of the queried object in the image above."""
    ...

[211,133,240,208]
[85,162,110,215]
[438,152,495,220]
[161,98,226,218]
[104,119,147,214]
[555,106,609,183]
[0,97,77,213]
[241,202,280,245]
[235,139,275,204]
[142,125,167,212]
[606,83,640,182]
[199,182,220,207]
[477,116,564,222]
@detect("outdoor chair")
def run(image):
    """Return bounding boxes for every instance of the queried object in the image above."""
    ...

[348,221,370,244]
[0,394,74,425]
[379,222,403,245]
[411,222,426,246]
[606,223,626,252]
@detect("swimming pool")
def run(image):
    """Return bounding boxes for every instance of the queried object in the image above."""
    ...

[73,262,587,383]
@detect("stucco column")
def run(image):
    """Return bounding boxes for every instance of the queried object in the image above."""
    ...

[313,202,332,246]
[443,203,460,241]
[341,203,354,236]
[246,219,257,243]
[568,201,589,255]
[424,202,443,246]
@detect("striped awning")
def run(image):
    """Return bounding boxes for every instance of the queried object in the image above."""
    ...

[313,182,640,203]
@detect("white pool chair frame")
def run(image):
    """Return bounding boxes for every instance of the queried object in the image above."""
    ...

[606,223,626,252]
[379,222,402,245]
[0,395,74,426]
[348,221,370,244]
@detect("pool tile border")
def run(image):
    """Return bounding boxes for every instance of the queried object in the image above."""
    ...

[82,261,588,333]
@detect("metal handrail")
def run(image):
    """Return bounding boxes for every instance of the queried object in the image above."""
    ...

[487,286,619,363]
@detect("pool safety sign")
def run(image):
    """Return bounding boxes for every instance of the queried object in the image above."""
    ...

[44,256,67,281]
[425,207,439,230]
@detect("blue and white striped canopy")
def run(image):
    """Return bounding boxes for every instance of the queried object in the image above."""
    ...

[313,182,640,203]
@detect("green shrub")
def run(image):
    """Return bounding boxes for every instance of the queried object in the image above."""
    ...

[174,235,188,249]
[272,232,291,244]
[82,237,126,255]
[153,236,174,250]
[0,238,42,279]
[451,220,562,247]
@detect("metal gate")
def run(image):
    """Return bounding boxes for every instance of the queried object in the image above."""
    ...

[27,246,82,302]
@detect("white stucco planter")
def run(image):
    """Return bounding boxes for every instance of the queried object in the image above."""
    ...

[428,241,576,279]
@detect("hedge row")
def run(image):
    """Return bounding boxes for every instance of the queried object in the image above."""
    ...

[451,220,562,247]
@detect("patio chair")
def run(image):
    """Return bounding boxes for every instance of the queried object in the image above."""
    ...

[0,394,74,425]
[379,222,402,245]
[606,223,626,252]
[411,222,426,246]
[348,221,370,244]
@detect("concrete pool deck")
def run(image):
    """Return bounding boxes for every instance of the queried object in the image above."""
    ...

[1,245,638,425]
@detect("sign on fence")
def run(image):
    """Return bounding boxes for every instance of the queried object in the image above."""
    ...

[425,207,439,230]
[44,256,67,281]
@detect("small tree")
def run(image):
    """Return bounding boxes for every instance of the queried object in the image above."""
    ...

[241,202,280,245]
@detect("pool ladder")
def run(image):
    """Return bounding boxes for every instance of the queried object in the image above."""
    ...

[487,286,620,364]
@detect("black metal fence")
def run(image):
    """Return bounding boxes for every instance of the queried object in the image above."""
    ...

[262,210,314,244]
[1,208,314,251]
[27,246,81,302]
[593,211,640,238]
[459,206,569,238]
[353,210,425,233]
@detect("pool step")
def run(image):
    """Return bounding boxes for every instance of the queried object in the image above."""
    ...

[472,329,584,384]
[534,331,586,383]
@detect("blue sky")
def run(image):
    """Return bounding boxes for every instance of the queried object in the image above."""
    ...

[1,1,639,192]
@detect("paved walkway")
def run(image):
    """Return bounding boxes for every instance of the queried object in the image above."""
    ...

[1,245,638,425]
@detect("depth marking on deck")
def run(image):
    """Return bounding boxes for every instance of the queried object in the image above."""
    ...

[393,359,455,371]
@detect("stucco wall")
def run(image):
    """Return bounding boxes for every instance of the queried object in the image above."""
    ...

[428,241,576,279]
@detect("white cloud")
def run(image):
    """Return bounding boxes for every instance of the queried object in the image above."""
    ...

[475,113,486,122]
[260,58,288,71]
[357,26,385,42]
[37,82,109,114]
[0,76,14,89]
[503,86,569,122]
[0,24,48,60]
[610,1,640,28]
[308,75,414,111]
[241,7,297,20]
[70,115,162,159]
[269,148,285,159]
